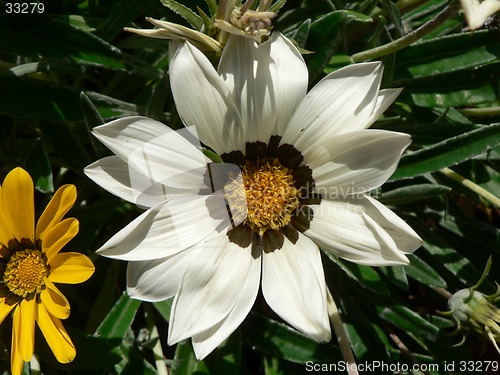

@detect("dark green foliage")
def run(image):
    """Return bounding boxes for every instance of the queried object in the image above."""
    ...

[0,0,499,373]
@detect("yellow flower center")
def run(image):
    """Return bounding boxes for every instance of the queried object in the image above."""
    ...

[225,160,300,235]
[4,249,48,298]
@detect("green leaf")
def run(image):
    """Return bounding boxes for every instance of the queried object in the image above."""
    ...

[195,331,242,374]
[56,14,97,33]
[35,328,122,370]
[378,305,440,343]
[380,184,451,205]
[380,0,403,38]
[85,261,123,334]
[305,11,347,81]
[328,256,390,296]
[80,92,108,158]
[324,53,352,74]
[264,356,285,375]
[204,0,218,17]
[395,30,500,79]
[95,292,142,344]
[424,238,485,286]
[153,298,173,322]
[404,254,447,287]
[440,209,500,254]
[377,265,409,291]
[38,121,92,172]
[381,121,477,146]
[289,19,311,49]
[203,148,223,163]
[146,77,170,122]
[0,75,139,122]
[407,215,494,288]
[171,340,199,375]
[269,0,288,13]
[1,16,126,69]
[345,10,373,23]
[115,329,158,375]
[198,6,213,35]
[25,141,54,193]
[0,75,80,122]
[409,79,500,108]
[86,91,140,119]
[343,313,391,361]
[160,0,203,30]
[98,0,159,41]
[401,0,448,23]
[241,313,341,363]
[391,123,500,180]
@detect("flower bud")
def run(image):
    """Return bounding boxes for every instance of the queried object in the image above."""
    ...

[447,288,500,353]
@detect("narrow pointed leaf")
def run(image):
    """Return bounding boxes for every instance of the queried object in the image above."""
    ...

[380,184,451,205]
[160,0,203,30]
[94,292,141,344]
[392,123,500,180]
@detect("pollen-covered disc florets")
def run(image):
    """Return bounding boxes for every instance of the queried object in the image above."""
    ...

[0,239,48,303]
[221,139,320,253]
[4,249,47,298]
[225,159,299,235]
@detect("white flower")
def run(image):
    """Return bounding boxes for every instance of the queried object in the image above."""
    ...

[84,33,422,359]
[460,0,500,30]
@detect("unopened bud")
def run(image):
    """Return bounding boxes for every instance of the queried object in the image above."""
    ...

[447,288,500,353]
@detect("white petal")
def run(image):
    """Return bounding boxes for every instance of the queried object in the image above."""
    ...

[282,62,384,150]
[127,249,196,302]
[219,33,307,143]
[267,33,309,136]
[191,251,261,360]
[362,195,422,253]
[366,88,403,128]
[97,194,229,261]
[168,234,260,344]
[169,41,244,154]
[460,0,500,30]
[310,130,411,195]
[92,116,209,191]
[306,198,410,265]
[261,234,331,342]
[84,156,167,208]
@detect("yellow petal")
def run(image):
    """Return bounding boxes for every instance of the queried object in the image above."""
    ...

[42,218,79,263]
[14,299,36,362]
[36,185,77,240]
[36,302,76,363]
[49,252,95,284]
[0,185,15,246]
[1,168,34,241]
[0,297,15,325]
[41,279,70,319]
[10,348,25,375]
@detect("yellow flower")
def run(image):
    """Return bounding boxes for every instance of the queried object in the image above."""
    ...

[0,167,95,374]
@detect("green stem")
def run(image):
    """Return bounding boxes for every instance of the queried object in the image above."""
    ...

[431,286,453,300]
[145,304,169,375]
[327,288,358,375]
[439,167,500,208]
[325,0,337,10]
[351,0,460,62]
[459,106,500,117]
